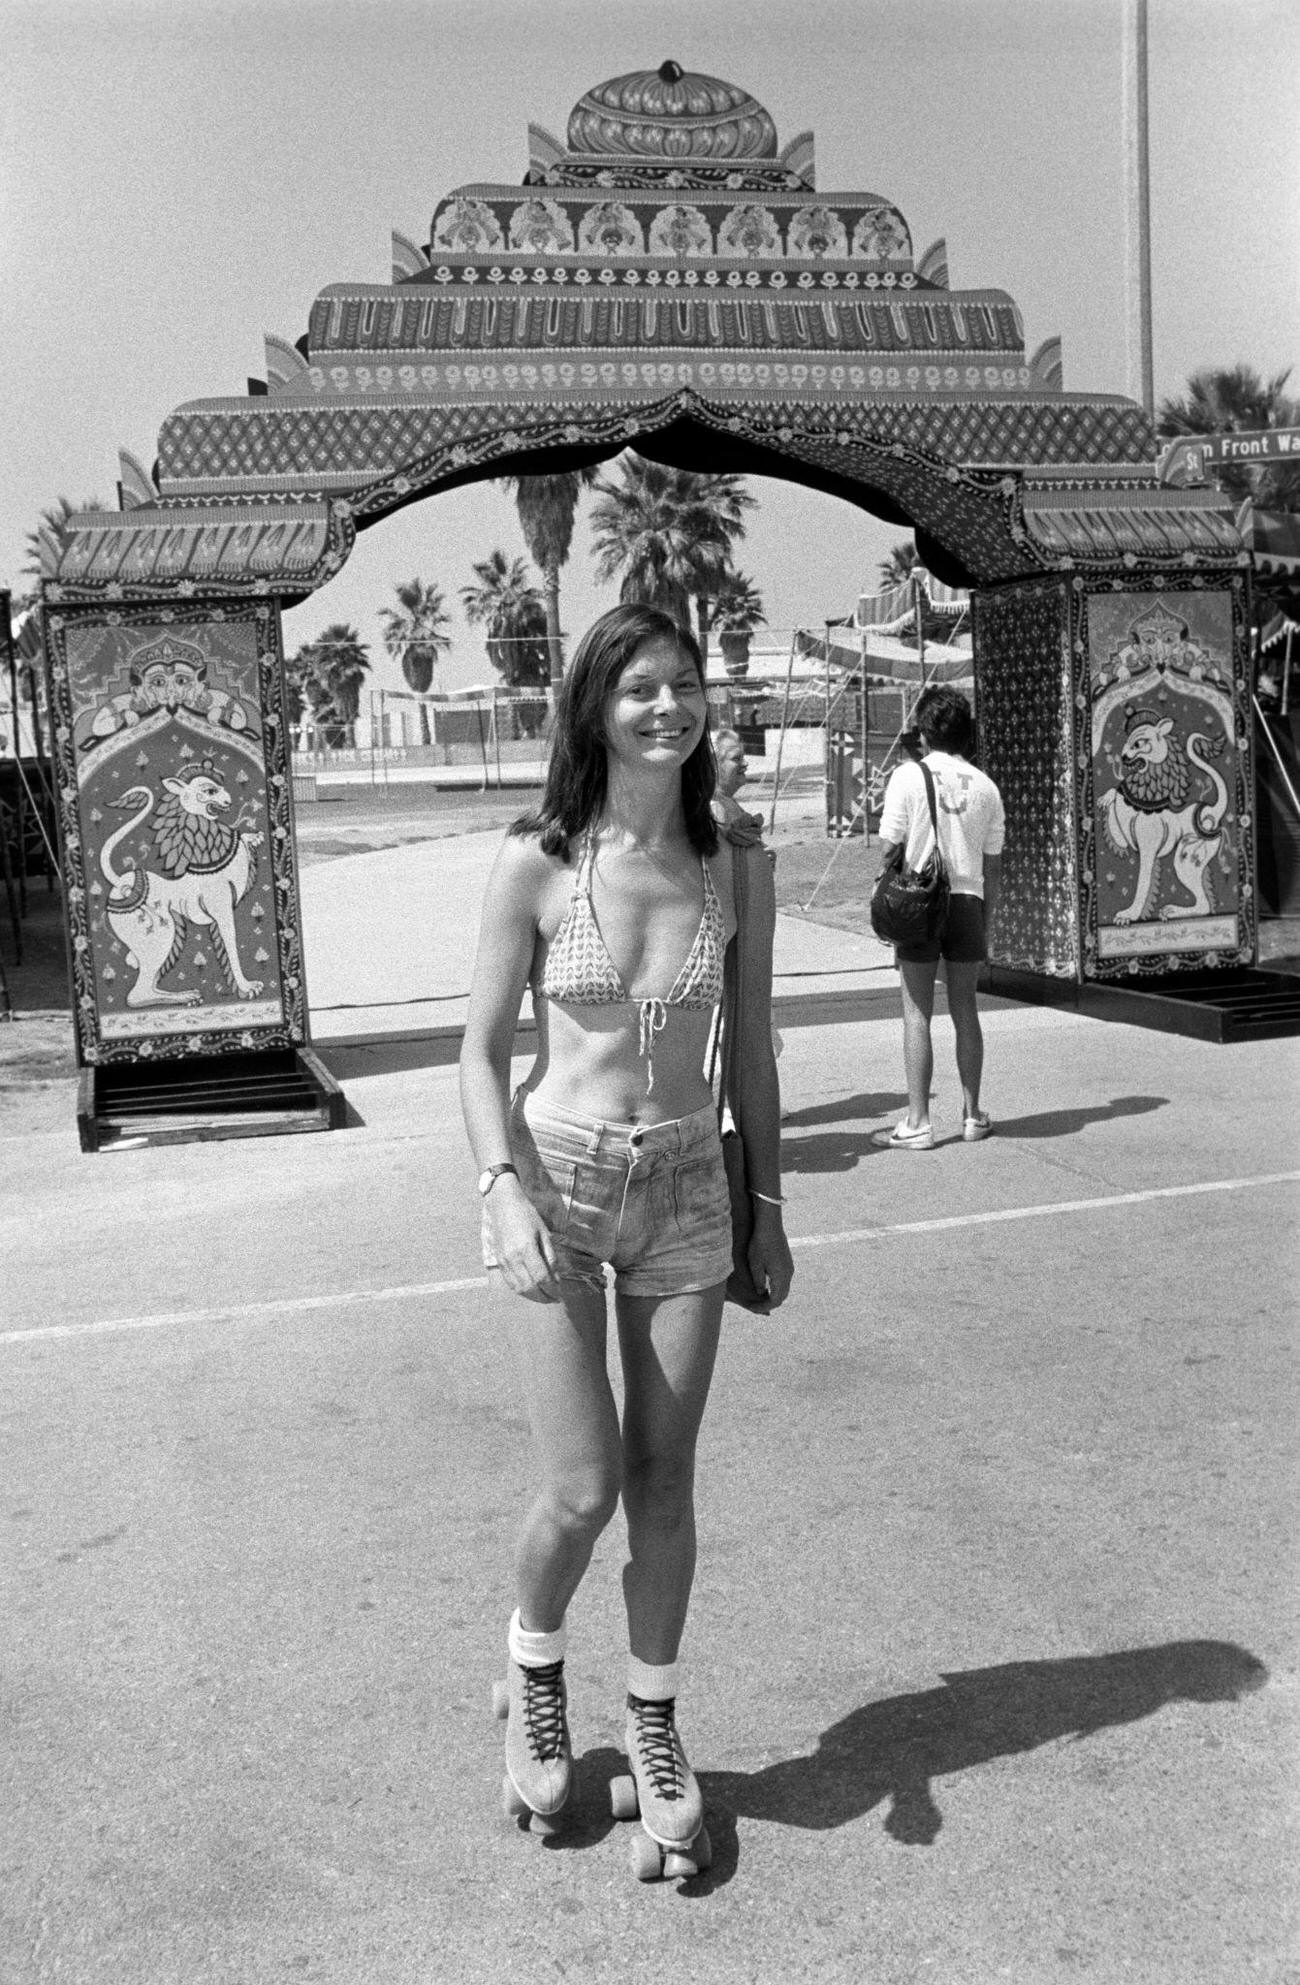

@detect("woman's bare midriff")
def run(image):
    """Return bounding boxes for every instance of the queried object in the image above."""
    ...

[521,998,718,1125]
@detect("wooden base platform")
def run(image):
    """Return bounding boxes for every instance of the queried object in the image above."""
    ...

[77,1047,347,1152]
[984,965,1300,1045]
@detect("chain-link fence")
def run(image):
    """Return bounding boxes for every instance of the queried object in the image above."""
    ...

[292,685,555,790]
[289,626,972,832]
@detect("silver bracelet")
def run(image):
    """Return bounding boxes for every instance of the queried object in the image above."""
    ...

[749,1188,786,1205]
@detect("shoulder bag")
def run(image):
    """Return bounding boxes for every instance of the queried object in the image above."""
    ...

[710,841,772,1314]
[869,760,951,948]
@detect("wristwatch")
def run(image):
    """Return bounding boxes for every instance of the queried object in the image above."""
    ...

[477,1163,518,1197]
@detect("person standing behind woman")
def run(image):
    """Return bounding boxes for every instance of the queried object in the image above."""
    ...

[876,684,1004,1149]
[710,727,754,828]
[459,603,792,1862]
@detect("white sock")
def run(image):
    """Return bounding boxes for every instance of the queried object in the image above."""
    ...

[627,1656,678,1702]
[508,1607,566,1668]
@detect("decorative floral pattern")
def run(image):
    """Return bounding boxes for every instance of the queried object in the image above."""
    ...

[567,68,778,160]
[787,205,849,259]
[1076,582,1255,976]
[49,504,353,605]
[577,201,645,254]
[45,603,307,1063]
[973,580,1080,976]
[717,203,782,258]
[432,198,504,253]
[852,206,911,260]
[648,203,713,257]
[507,197,574,254]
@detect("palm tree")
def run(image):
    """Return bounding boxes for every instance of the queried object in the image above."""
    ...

[497,469,599,690]
[1157,365,1300,511]
[296,623,371,745]
[711,568,767,679]
[589,455,744,637]
[711,570,766,634]
[877,540,918,591]
[379,577,451,745]
[283,644,322,743]
[685,473,756,659]
[460,550,549,689]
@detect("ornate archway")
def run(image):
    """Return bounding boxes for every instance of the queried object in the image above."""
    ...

[38,61,1252,1135]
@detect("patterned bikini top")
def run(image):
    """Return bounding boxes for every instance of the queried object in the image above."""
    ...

[536,831,726,1091]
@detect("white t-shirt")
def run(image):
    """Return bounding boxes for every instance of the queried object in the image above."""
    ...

[878,750,1005,899]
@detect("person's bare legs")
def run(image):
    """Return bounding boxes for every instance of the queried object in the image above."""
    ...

[507,1277,623,1632]
[898,956,940,1129]
[944,956,985,1120]
[616,1282,726,1665]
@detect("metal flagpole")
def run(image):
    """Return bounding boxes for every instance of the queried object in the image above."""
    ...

[1123,0,1155,416]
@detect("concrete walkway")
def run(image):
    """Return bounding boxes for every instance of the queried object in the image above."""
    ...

[301,826,897,1046]
[2,829,1298,1985]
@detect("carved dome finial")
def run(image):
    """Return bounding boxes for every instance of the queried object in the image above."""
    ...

[567,65,778,161]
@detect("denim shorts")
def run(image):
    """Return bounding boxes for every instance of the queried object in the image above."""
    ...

[895,892,987,965]
[482,1089,733,1299]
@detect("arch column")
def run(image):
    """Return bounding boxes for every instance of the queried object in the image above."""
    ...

[974,571,1256,985]
[42,594,342,1146]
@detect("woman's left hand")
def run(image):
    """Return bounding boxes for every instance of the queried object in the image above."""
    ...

[747,1202,794,1310]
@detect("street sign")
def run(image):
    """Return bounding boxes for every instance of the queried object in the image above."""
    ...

[1159,429,1300,484]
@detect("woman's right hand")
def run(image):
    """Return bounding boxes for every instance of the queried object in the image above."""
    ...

[486,1175,561,1304]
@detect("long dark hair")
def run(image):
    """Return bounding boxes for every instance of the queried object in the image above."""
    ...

[512,603,718,859]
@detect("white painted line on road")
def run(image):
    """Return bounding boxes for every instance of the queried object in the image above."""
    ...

[1,1276,486,1346]
[791,1170,1300,1250]
[4,1171,1296,1348]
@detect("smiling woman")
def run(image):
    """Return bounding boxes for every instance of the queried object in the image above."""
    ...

[458,599,792,1874]
[603,632,709,775]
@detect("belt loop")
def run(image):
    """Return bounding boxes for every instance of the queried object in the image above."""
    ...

[586,1120,604,1157]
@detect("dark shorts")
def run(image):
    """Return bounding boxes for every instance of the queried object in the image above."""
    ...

[895,892,987,965]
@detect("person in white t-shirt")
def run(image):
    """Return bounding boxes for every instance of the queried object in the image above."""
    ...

[875,686,1004,1149]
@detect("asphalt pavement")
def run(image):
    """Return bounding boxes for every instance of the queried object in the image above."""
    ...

[2,824,1298,1985]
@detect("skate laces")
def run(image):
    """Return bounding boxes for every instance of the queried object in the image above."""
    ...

[520,1660,567,1761]
[629,1694,685,1799]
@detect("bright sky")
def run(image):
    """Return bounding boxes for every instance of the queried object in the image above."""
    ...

[3,0,1296,694]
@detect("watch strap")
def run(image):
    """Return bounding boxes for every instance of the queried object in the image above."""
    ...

[478,1162,518,1196]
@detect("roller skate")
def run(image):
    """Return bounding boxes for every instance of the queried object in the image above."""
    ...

[610,1693,712,1881]
[491,1657,574,1836]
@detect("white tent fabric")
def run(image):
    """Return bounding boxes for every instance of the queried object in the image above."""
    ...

[855,568,970,633]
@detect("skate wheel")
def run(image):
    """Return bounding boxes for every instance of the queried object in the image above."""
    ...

[693,1824,713,1872]
[629,1831,663,1882]
[491,1679,509,1721]
[662,1848,698,1881]
[529,1808,563,1837]
[501,1773,529,1821]
[610,1773,639,1822]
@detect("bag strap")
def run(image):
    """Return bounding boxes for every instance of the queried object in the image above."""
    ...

[710,842,747,1115]
[919,760,948,875]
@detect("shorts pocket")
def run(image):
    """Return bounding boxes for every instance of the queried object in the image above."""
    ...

[671,1149,728,1236]
[516,1143,577,1234]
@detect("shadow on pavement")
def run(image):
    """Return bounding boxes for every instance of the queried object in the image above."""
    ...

[992,1094,1169,1139]
[688,1639,1267,1890]
[781,1128,899,1173]
[781,1093,1173,1171]
[779,1090,909,1174]
[780,1090,908,1129]
[316,1034,465,1081]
